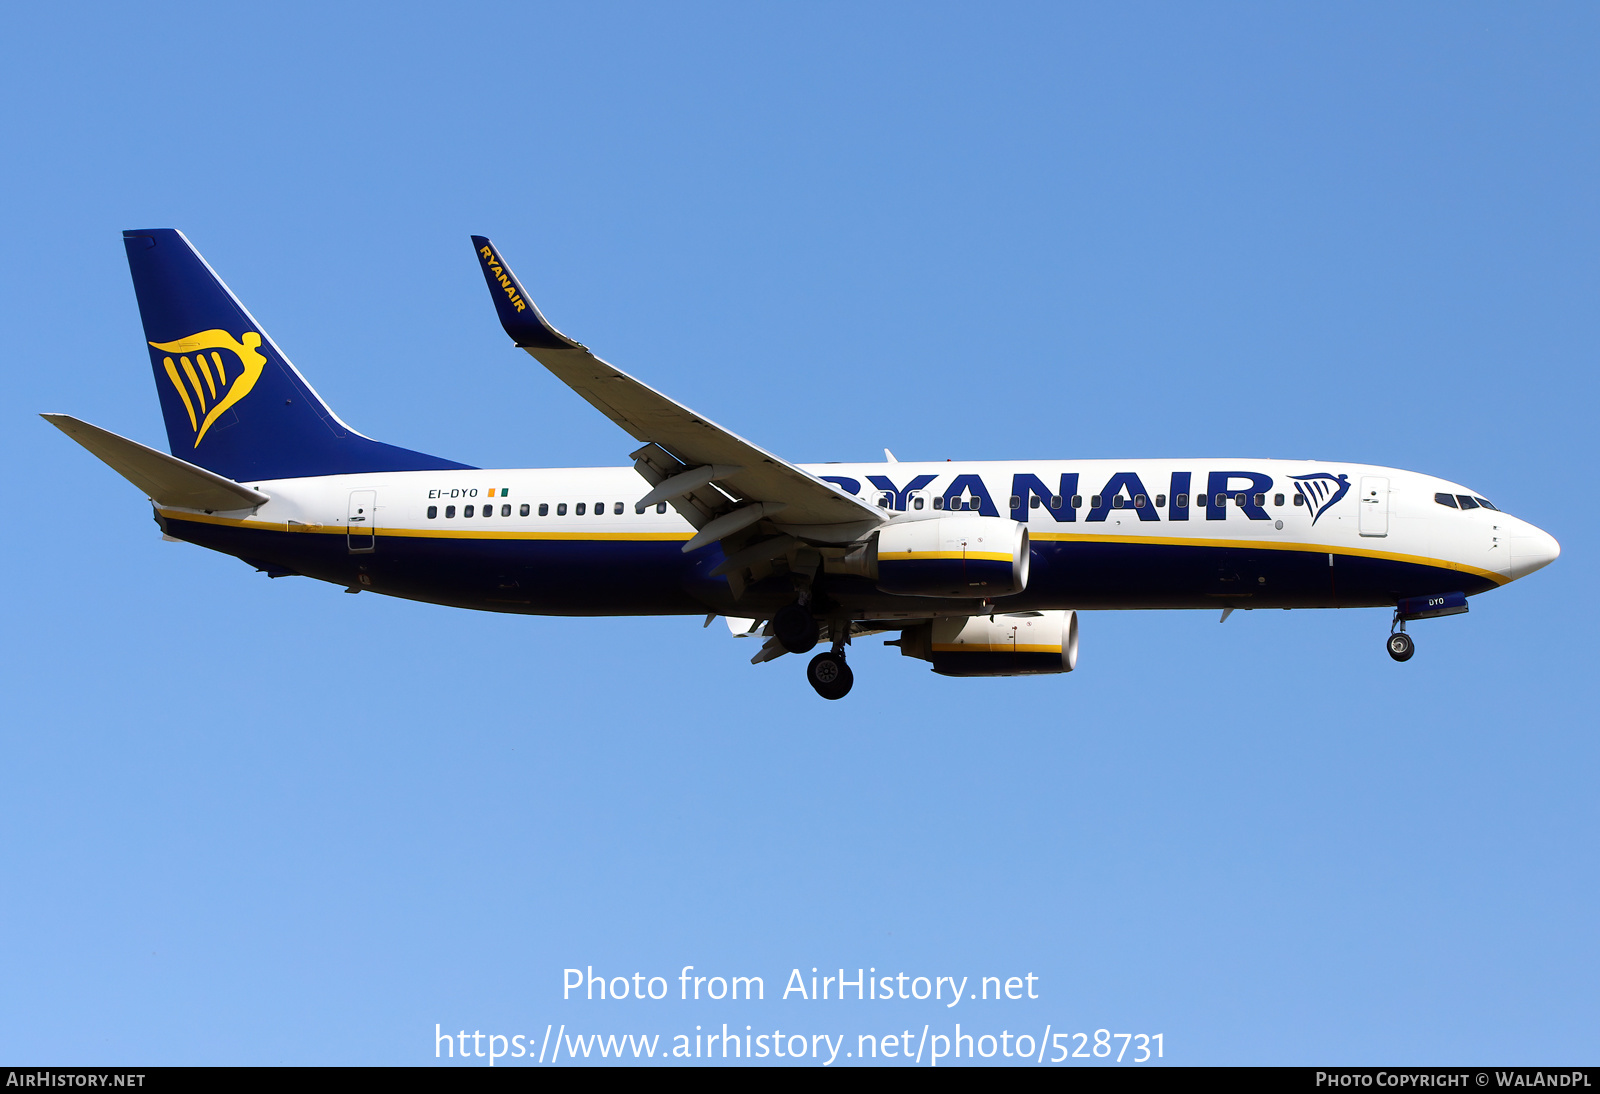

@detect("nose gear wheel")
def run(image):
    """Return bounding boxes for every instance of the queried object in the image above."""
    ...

[1387,632,1415,662]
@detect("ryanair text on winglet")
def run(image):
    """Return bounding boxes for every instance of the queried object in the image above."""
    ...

[480,246,527,312]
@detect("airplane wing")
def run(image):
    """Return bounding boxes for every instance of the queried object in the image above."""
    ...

[471,236,884,548]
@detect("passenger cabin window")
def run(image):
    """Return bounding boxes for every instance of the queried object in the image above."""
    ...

[877,493,891,509]
[1134,494,1146,508]
[1050,495,1062,509]
[1009,495,1023,509]
[595,500,604,514]
[1235,493,1247,506]
[1071,495,1083,508]
[1274,493,1284,506]
[656,502,667,514]
[1091,495,1103,508]
[502,504,512,517]
[1253,493,1265,507]
[538,503,549,516]
[1219,493,1230,507]
[913,496,925,510]
[1175,493,1188,508]
[557,503,568,516]
[932,496,944,510]
[614,502,624,515]
[445,505,456,518]
[427,505,438,519]
[1435,493,1459,508]
[575,503,586,516]
[485,504,494,518]
[520,504,530,516]
[1456,495,1480,510]
[464,505,475,517]
[1155,494,1166,507]
[1029,496,1041,509]
[1112,495,1125,509]
[1294,493,1305,506]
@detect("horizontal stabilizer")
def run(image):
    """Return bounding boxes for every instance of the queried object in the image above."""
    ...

[42,414,269,511]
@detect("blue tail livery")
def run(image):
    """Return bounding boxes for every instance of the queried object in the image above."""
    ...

[123,229,472,481]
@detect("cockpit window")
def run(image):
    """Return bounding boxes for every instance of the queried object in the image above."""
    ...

[1475,497,1498,511]
[1456,495,1480,510]
[1435,493,1459,508]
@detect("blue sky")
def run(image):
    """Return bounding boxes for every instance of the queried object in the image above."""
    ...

[1,2,1595,1066]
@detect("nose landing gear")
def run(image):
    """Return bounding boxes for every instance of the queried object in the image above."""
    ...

[1386,631,1415,662]
[1387,610,1415,662]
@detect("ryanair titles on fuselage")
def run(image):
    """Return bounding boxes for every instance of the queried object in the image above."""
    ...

[814,467,1353,524]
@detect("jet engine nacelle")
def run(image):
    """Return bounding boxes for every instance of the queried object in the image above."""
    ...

[891,610,1079,677]
[873,516,1030,598]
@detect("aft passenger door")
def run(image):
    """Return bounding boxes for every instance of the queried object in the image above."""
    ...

[1358,476,1389,538]
[347,489,376,553]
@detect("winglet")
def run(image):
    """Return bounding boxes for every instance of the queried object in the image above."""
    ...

[470,236,580,350]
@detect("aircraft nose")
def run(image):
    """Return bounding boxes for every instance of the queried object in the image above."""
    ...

[1509,522,1560,580]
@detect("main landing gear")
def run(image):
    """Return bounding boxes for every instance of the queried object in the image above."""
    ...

[807,650,854,700]
[771,587,853,698]
[777,597,852,699]
[773,602,819,655]
[1387,613,1415,663]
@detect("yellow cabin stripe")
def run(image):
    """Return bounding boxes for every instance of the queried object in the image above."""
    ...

[157,509,692,542]
[1028,530,1508,585]
[153,509,1507,584]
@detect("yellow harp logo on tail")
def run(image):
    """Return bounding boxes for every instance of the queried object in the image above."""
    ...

[149,330,268,447]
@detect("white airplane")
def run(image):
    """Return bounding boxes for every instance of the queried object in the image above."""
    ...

[45,230,1561,699]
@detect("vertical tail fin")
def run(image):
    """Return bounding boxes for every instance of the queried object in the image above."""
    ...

[123,229,472,481]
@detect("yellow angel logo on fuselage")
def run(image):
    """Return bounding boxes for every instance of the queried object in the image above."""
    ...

[149,329,267,446]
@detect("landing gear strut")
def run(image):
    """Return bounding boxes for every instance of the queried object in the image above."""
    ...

[807,650,853,700]
[1387,614,1415,662]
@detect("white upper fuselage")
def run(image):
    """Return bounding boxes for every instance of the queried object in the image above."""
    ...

[176,457,1560,592]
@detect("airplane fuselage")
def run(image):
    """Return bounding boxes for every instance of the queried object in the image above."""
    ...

[154,457,1556,621]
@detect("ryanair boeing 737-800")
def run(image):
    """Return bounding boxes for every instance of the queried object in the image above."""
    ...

[44,229,1561,698]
